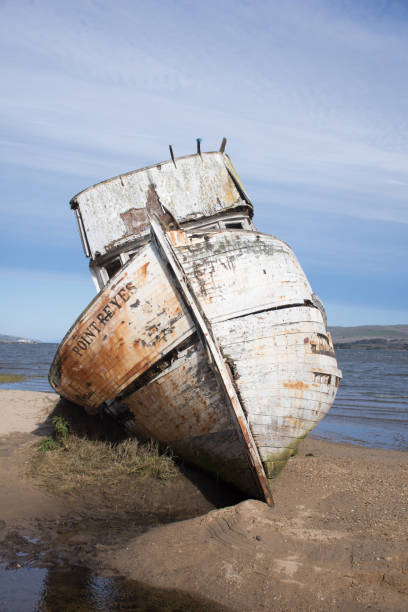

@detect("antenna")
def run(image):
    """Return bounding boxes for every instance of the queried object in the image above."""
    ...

[169,145,176,168]
[196,138,202,157]
[219,137,227,153]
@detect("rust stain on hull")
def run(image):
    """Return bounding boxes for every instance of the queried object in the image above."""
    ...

[50,244,194,409]
[284,381,309,390]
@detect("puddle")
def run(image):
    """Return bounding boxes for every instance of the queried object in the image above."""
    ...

[0,520,233,612]
[0,563,230,611]
[0,504,236,611]
[0,566,46,611]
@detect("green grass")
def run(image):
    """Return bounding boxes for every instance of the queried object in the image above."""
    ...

[0,373,28,383]
[52,415,69,442]
[38,438,60,452]
[37,416,70,453]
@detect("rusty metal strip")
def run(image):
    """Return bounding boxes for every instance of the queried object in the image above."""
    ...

[148,213,273,506]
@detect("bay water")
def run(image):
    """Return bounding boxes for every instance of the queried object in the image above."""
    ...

[312,348,408,451]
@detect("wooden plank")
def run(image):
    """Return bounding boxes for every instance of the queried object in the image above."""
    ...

[161,230,341,472]
[213,308,341,465]
[121,338,260,497]
[175,231,313,323]
[148,214,273,506]
[122,341,233,442]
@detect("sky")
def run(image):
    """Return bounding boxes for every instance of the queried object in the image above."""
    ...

[1,0,407,342]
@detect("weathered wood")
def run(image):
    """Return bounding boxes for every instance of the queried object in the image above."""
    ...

[170,232,341,473]
[173,230,314,323]
[49,244,195,409]
[121,340,259,497]
[148,215,273,505]
[70,152,252,259]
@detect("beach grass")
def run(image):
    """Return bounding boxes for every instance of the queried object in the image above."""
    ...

[30,422,178,496]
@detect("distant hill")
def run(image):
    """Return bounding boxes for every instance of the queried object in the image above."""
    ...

[0,333,40,344]
[329,325,408,350]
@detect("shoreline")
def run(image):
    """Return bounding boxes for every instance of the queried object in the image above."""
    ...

[1,389,408,610]
[2,386,407,453]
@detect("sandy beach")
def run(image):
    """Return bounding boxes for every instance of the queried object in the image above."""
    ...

[0,389,407,610]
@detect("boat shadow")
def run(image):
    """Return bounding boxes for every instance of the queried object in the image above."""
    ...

[33,397,247,511]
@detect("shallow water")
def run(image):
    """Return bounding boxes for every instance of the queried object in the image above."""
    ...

[0,491,232,611]
[0,343,57,393]
[312,348,408,451]
[0,566,46,612]
[0,563,228,611]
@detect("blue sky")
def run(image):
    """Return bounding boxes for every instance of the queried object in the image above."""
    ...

[1,0,407,342]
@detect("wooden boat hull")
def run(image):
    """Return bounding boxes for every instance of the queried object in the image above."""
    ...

[50,228,341,499]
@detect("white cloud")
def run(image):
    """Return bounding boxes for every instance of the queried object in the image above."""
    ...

[1,1,407,225]
[385,178,407,186]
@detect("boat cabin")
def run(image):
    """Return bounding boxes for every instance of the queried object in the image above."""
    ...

[70,151,256,292]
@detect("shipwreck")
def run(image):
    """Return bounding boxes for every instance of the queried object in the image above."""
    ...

[49,140,342,505]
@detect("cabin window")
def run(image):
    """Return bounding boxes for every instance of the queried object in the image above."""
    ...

[225,222,243,229]
[314,372,332,385]
[105,258,122,279]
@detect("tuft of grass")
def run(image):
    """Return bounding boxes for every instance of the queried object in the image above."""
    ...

[37,416,70,454]
[30,434,178,496]
[52,415,69,442]
[38,438,60,452]
[0,373,28,383]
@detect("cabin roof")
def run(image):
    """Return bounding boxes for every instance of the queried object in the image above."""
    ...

[71,151,253,260]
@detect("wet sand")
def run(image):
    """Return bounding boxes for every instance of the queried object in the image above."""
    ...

[1,389,407,610]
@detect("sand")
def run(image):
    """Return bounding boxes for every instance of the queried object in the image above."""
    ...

[1,389,407,610]
[0,389,58,436]
[106,439,408,610]
[0,390,64,524]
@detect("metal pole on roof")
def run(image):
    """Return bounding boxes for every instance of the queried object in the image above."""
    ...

[169,145,176,168]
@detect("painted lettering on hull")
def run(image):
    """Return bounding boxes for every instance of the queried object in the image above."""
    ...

[71,282,136,357]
